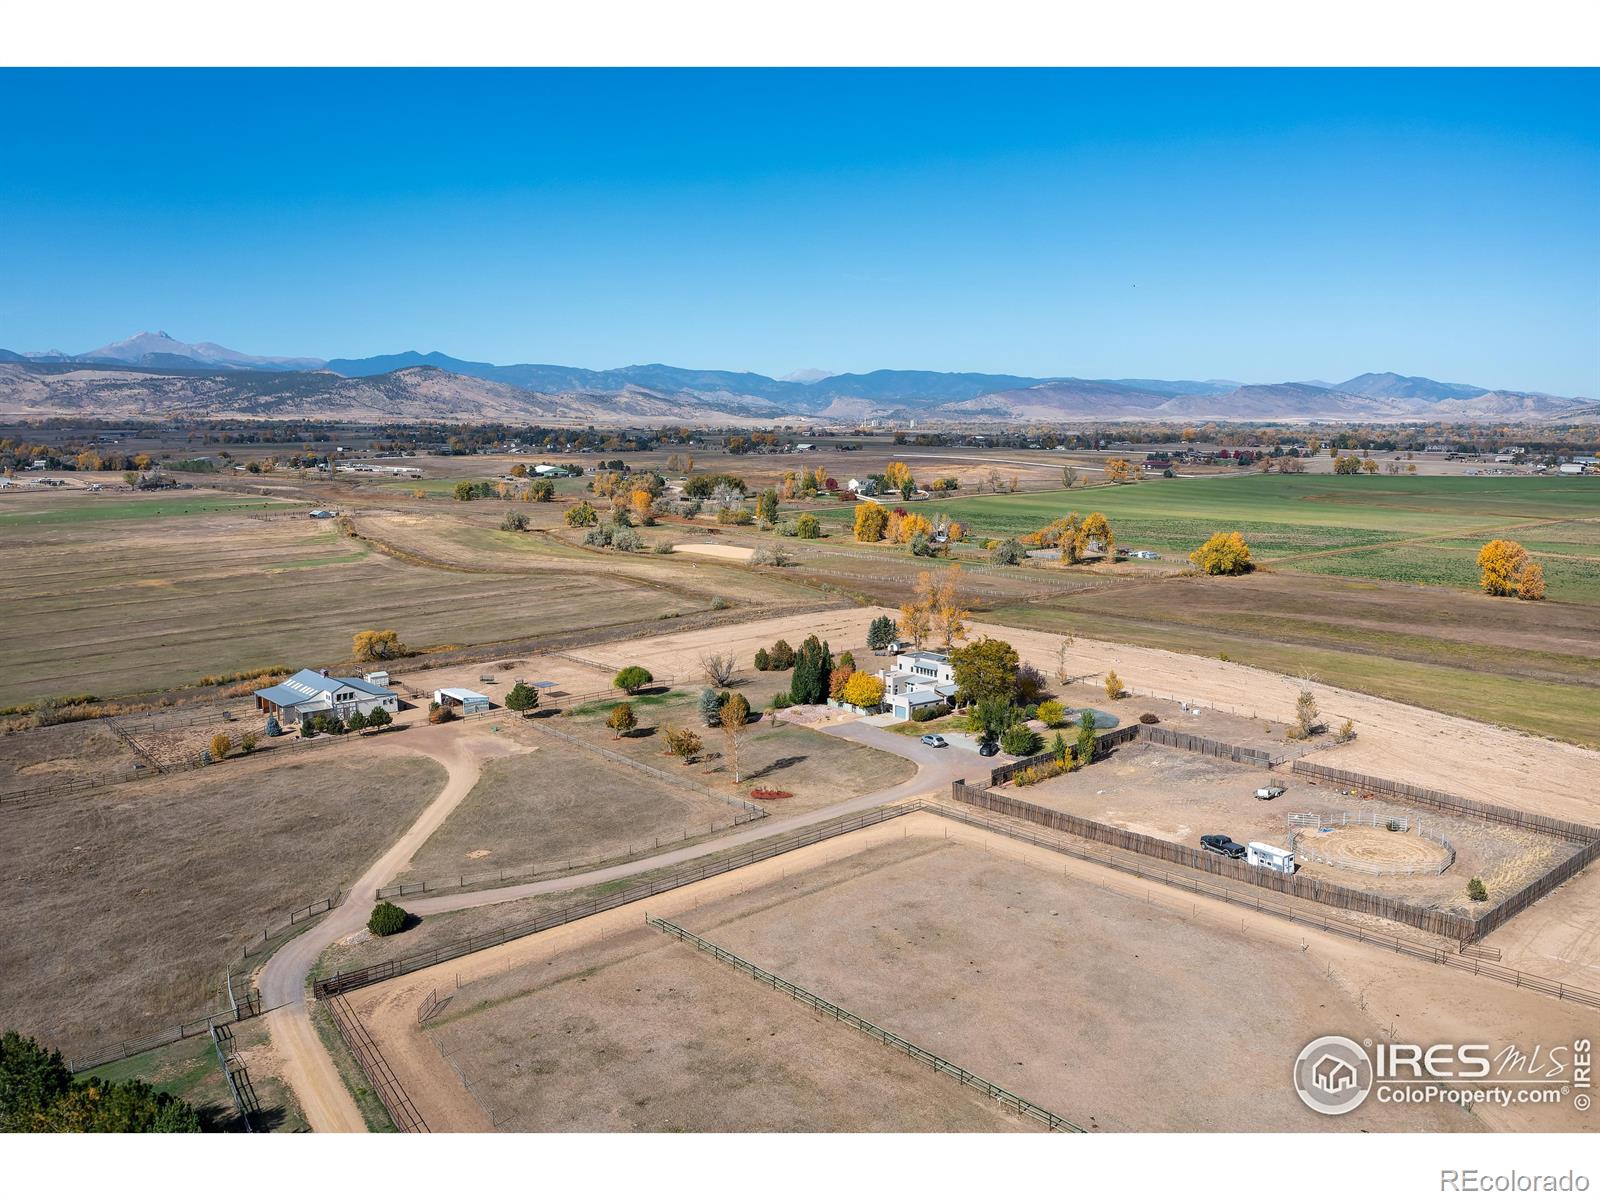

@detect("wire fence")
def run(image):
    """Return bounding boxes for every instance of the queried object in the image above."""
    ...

[649,916,1084,1132]
[67,989,262,1074]
[314,802,923,997]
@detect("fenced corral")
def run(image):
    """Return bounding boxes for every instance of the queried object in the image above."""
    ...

[1290,760,1600,940]
[322,992,429,1133]
[924,799,1600,1010]
[1288,818,1456,878]
[952,781,1481,941]
[648,916,1084,1132]
[1137,723,1277,766]
[67,988,262,1074]
[1290,762,1600,843]
[208,1020,261,1132]
[989,721,1278,787]
[1289,810,1410,833]
[990,724,1139,785]
[314,802,924,997]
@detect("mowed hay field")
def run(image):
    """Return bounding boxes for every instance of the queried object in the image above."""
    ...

[0,744,445,1057]
[0,492,721,706]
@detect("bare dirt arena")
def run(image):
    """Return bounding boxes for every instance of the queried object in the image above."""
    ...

[347,811,1593,1133]
[671,542,756,563]
[1294,825,1454,874]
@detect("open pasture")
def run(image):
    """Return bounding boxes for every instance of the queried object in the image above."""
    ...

[393,740,743,887]
[0,492,719,706]
[0,744,445,1057]
[391,816,1594,1131]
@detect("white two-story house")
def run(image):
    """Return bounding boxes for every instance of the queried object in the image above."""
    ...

[876,649,958,720]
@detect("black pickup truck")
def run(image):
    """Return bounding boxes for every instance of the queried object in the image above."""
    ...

[1200,833,1248,859]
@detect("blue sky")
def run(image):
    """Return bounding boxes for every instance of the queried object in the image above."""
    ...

[1,68,1596,394]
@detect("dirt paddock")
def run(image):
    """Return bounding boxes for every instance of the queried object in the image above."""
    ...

[1018,742,1576,911]
[348,811,1592,1133]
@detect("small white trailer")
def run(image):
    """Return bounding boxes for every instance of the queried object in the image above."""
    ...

[1247,841,1296,874]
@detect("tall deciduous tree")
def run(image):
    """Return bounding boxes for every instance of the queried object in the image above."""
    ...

[950,637,1021,706]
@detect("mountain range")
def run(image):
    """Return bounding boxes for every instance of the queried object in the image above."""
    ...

[0,332,1590,425]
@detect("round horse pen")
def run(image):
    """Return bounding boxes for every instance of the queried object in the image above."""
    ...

[1288,811,1456,876]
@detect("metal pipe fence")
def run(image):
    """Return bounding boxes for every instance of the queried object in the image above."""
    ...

[323,992,429,1133]
[649,916,1084,1132]
[314,802,924,997]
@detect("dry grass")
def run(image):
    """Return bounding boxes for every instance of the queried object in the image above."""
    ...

[0,721,144,792]
[0,743,446,1056]
[424,922,1027,1132]
[394,741,739,886]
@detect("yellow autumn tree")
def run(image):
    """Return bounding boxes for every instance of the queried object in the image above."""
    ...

[1076,512,1115,562]
[1104,458,1138,484]
[353,629,408,661]
[853,501,888,543]
[1517,561,1547,601]
[1477,539,1530,597]
[841,671,886,708]
[1189,532,1254,575]
[884,461,914,492]
[894,512,934,544]
[898,596,932,648]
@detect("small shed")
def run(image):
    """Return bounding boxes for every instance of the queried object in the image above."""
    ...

[433,687,491,714]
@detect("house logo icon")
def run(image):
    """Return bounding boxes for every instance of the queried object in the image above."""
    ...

[1294,1036,1374,1115]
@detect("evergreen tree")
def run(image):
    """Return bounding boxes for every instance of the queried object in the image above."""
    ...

[264,713,282,737]
[699,687,728,727]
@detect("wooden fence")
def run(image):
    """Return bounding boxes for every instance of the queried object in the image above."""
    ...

[989,721,1271,786]
[951,781,1480,941]
[925,800,1600,1009]
[314,802,923,997]
[1136,723,1276,767]
[1289,761,1600,843]
[1289,760,1600,940]
[649,916,1083,1132]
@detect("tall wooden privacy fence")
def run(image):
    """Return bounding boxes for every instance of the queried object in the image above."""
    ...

[1289,761,1600,941]
[927,800,1599,1009]
[990,721,1273,787]
[951,781,1481,942]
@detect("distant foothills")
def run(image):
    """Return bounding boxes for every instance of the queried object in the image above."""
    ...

[1,331,1593,426]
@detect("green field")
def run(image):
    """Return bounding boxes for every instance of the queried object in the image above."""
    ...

[915,475,1600,747]
[0,494,295,527]
[909,473,1600,586]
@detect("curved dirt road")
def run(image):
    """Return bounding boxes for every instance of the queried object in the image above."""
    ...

[260,718,978,1130]
[257,725,518,1132]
